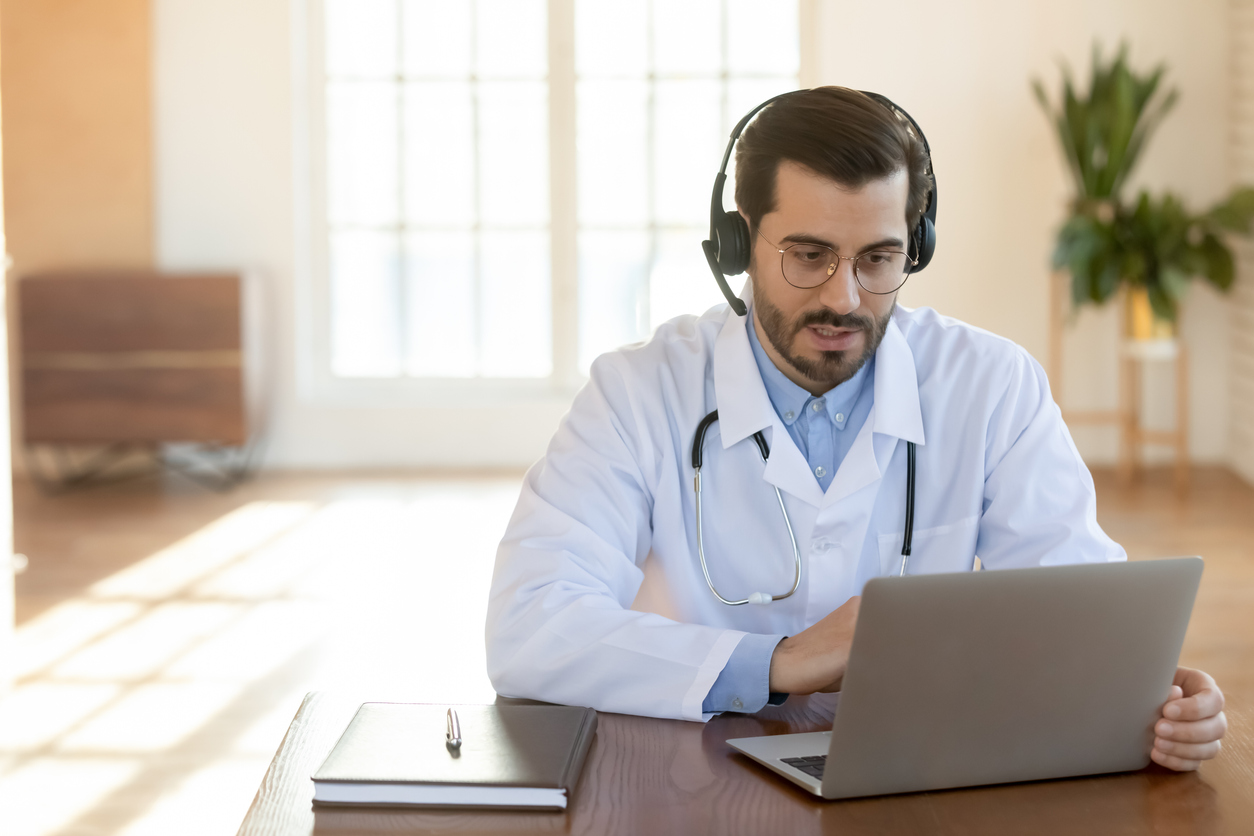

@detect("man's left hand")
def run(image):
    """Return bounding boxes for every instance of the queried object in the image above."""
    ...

[1151,666,1227,771]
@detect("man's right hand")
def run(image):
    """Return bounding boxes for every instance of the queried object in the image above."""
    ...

[768,595,861,694]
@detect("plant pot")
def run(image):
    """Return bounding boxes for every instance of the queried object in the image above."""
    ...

[1124,286,1176,341]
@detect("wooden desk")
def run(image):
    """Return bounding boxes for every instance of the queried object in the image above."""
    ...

[237,691,1254,836]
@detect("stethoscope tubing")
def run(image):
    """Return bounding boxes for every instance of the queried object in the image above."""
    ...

[692,409,917,604]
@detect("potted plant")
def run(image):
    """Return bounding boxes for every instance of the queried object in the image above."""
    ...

[1034,43,1254,337]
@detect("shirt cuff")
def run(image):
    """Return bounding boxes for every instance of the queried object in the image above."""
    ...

[701,632,786,714]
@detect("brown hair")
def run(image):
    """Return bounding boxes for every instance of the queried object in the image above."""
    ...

[734,86,932,235]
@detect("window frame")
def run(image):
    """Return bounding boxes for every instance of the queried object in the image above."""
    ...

[293,0,816,407]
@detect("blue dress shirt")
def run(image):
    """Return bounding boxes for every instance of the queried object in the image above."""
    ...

[701,312,877,714]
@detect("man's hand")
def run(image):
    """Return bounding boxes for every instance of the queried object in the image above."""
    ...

[768,596,860,694]
[1151,666,1227,771]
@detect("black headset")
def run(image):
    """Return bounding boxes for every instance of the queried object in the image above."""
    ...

[700,89,938,317]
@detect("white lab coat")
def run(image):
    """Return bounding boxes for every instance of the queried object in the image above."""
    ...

[486,297,1125,722]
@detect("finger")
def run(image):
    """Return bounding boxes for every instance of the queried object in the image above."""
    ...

[1164,689,1226,722]
[1150,747,1201,772]
[1156,713,1228,744]
[1173,666,1216,692]
[1154,736,1222,762]
[1166,684,1183,703]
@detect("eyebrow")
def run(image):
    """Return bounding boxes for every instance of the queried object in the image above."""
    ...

[778,233,905,253]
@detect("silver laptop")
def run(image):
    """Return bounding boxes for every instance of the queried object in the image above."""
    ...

[727,557,1203,800]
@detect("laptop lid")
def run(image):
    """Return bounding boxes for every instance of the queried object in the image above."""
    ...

[821,557,1203,799]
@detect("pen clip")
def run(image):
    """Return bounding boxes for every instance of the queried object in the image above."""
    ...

[445,708,462,751]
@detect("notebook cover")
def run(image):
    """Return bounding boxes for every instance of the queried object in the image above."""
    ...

[312,703,598,804]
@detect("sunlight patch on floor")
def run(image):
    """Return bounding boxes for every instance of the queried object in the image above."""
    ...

[1,479,523,836]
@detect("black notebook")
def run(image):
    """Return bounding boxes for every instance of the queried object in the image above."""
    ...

[312,703,598,810]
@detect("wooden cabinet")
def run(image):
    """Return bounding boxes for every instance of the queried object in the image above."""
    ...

[20,272,247,446]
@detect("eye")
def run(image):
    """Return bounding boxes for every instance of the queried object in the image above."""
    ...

[789,245,830,264]
[861,250,894,265]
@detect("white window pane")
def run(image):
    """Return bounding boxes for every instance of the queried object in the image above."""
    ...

[651,229,719,329]
[575,0,647,77]
[402,0,471,77]
[325,0,397,78]
[727,0,798,76]
[327,82,398,226]
[331,231,402,377]
[404,82,474,225]
[726,78,799,131]
[479,82,549,226]
[653,0,721,76]
[577,80,648,226]
[654,80,721,227]
[405,232,476,377]
[579,231,651,370]
[476,0,546,79]
[480,231,550,377]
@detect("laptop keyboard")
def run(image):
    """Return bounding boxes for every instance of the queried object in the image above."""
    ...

[781,755,826,779]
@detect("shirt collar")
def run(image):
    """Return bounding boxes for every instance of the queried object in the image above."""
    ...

[745,311,871,430]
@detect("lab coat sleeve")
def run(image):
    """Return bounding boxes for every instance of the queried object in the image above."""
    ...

[486,353,747,721]
[975,347,1126,568]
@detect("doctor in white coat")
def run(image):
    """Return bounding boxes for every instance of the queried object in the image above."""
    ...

[485,87,1227,771]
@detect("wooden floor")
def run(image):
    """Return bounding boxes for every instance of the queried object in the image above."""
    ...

[1,466,1252,836]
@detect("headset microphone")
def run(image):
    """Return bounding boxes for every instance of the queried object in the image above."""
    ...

[700,88,939,318]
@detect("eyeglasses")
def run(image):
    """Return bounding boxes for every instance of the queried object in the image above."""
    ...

[758,229,916,295]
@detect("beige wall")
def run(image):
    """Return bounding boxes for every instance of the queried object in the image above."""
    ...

[816,0,1232,465]
[1,0,151,274]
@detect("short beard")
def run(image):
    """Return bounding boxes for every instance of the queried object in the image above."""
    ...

[753,279,894,392]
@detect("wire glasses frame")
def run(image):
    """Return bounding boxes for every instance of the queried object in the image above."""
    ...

[757,229,917,295]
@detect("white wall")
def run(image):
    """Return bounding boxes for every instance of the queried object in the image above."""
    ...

[154,0,1235,468]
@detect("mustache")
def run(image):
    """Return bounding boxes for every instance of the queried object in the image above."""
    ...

[794,309,875,333]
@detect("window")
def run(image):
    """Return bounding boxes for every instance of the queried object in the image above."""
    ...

[314,0,800,390]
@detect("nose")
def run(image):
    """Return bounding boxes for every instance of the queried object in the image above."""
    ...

[816,256,861,315]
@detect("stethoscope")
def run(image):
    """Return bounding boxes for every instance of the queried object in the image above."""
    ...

[691,409,917,605]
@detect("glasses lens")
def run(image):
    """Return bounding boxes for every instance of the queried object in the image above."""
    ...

[780,244,837,288]
[855,251,911,294]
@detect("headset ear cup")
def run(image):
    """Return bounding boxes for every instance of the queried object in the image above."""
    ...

[910,216,936,273]
[714,211,752,276]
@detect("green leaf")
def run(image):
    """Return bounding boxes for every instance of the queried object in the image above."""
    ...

[1205,187,1254,233]
[1147,284,1178,322]
[1199,233,1235,291]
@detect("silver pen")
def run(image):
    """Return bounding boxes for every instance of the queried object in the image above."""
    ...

[445,708,462,750]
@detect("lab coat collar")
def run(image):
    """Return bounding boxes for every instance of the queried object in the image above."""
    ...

[712,298,777,453]
[871,309,926,446]
[711,293,924,509]
[710,291,819,509]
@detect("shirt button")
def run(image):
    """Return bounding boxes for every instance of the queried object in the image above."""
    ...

[815,466,827,478]
[811,401,823,413]
[731,697,744,710]
[835,412,845,423]
[784,411,794,421]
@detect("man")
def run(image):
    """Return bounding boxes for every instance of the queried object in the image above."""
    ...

[485,87,1226,771]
